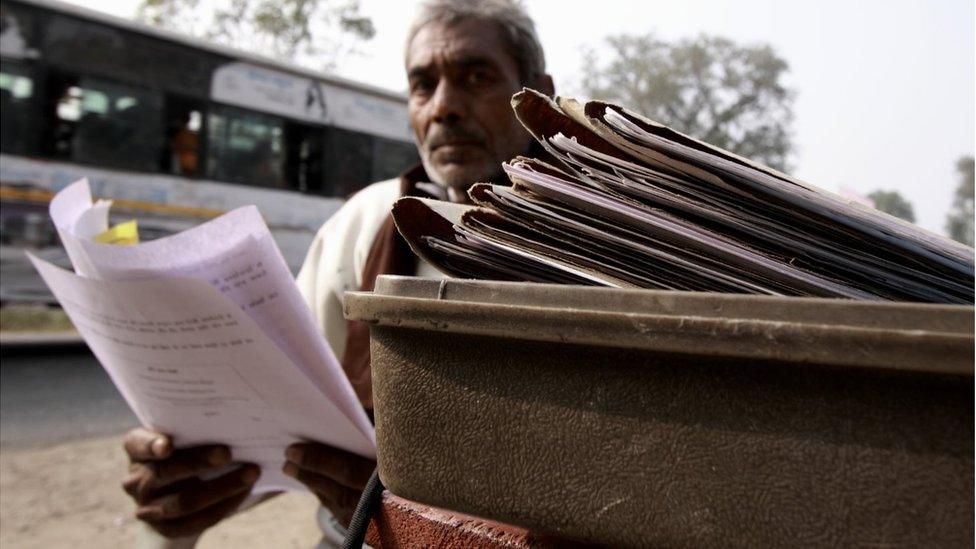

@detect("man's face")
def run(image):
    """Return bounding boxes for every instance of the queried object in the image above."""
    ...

[406,18,533,194]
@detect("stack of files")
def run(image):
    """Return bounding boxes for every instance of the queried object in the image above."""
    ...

[30,180,375,492]
[394,89,974,304]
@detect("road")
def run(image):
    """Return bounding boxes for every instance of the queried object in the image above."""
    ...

[0,245,68,304]
[0,345,138,449]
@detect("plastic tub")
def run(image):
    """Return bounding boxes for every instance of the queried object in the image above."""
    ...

[345,276,974,548]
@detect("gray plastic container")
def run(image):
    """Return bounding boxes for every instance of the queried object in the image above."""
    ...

[345,276,974,548]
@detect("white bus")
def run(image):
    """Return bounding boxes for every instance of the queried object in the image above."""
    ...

[0,0,417,275]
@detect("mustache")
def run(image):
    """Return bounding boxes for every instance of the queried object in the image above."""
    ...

[424,125,487,150]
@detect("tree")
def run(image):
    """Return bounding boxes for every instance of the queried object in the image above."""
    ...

[945,155,974,247]
[581,34,795,171]
[866,190,915,223]
[136,0,375,70]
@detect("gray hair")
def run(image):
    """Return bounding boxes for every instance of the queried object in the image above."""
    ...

[406,0,546,85]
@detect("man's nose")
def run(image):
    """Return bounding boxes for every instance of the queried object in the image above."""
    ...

[429,79,466,123]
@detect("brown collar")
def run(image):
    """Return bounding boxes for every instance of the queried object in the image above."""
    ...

[340,165,435,409]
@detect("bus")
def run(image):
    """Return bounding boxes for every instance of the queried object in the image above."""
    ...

[0,0,418,283]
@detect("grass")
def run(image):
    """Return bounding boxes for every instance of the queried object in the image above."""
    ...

[0,305,76,333]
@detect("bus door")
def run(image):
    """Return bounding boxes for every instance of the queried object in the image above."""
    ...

[283,121,324,194]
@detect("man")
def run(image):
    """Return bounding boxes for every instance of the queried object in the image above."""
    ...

[121,0,555,545]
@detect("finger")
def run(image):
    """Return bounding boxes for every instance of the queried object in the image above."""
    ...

[124,471,203,504]
[147,490,251,539]
[122,446,231,501]
[122,468,151,500]
[153,445,232,483]
[136,464,260,521]
[284,443,374,490]
[281,462,361,511]
[124,428,172,461]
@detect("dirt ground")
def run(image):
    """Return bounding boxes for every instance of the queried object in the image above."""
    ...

[0,434,323,548]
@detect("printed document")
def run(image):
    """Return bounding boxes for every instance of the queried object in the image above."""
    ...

[32,179,374,492]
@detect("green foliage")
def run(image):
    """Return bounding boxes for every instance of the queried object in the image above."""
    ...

[136,0,375,69]
[581,33,795,171]
[945,155,974,247]
[867,189,916,223]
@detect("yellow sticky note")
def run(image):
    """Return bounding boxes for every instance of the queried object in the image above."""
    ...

[94,220,140,246]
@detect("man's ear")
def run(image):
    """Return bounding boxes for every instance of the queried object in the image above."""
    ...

[532,73,555,96]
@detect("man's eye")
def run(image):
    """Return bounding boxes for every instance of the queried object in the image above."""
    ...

[410,78,435,95]
[466,70,495,87]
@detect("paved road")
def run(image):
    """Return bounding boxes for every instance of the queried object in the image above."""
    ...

[0,245,68,303]
[0,345,137,449]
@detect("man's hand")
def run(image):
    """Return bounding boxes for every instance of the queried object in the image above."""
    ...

[121,427,260,538]
[283,443,375,526]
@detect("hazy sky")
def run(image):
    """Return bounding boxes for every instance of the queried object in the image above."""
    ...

[70,0,975,234]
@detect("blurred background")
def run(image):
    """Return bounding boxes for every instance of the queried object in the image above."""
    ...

[0,0,973,546]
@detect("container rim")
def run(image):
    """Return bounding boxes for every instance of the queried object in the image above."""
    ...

[345,276,974,376]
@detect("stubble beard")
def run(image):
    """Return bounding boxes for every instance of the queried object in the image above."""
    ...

[420,151,503,203]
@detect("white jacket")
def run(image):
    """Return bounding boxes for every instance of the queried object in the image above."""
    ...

[296,178,442,362]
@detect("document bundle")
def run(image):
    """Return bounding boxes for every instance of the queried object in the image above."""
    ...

[30,180,375,492]
[394,89,974,304]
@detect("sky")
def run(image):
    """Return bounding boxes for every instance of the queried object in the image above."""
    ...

[68,0,975,234]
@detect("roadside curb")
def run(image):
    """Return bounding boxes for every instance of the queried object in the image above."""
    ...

[0,331,86,348]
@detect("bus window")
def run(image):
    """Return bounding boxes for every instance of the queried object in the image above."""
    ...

[163,97,203,177]
[0,61,37,155]
[207,106,285,188]
[324,127,372,197]
[49,76,164,172]
[372,136,420,182]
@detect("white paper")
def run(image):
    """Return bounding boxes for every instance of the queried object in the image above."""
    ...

[72,199,112,239]
[49,177,93,233]
[72,206,373,441]
[35,179,376,492]
[48,178,99,276]
[30,255,375,493]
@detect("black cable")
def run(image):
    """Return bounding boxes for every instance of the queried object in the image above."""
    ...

[341,468,385,549]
